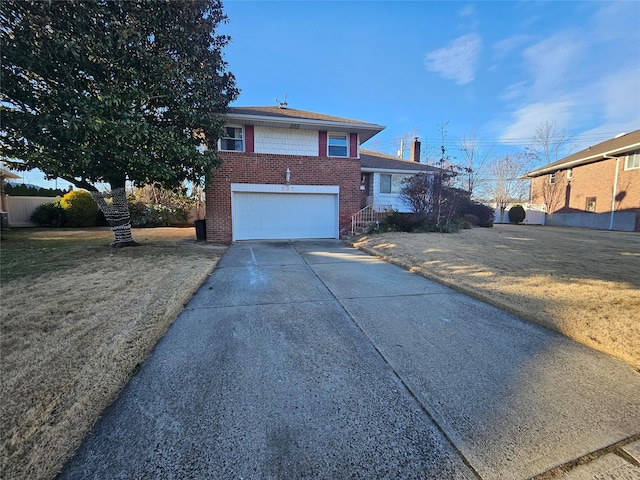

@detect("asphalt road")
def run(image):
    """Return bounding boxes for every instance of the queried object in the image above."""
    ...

[57,240,640,479]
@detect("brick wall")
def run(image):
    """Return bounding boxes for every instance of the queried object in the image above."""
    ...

[531,157,640,214]
[205,152,361,243]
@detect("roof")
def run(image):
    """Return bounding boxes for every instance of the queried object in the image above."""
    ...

[360,149,441,173]
[525,129,640,177]
[223,106,385,143]
[0,167,20,179]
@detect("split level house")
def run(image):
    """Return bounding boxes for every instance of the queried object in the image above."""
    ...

[205,106,437,243]
[525,129,640,232]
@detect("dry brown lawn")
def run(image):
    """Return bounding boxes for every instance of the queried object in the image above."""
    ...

[1,227,225,480]
[354,224,640,371]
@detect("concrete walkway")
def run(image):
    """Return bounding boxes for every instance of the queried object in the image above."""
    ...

[58,240,640,479]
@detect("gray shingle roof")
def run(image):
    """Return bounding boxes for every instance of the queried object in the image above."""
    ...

[525,129,640,177]
[228,106,378,125]
[360,149,441,173]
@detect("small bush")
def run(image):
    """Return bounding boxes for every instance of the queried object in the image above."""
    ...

[60,190,99,227]
[462,214,479,226]
[383,211,427,232]
[509,204,526,224]
[30,201,67,227]
[128,201,189,227]
[463,202,494,227]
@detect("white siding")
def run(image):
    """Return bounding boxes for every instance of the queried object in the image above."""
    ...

[370,173,412,212]
[254,126,318,156]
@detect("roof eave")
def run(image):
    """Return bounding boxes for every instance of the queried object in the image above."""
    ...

[222,113,385,143]
[525,141,640,177]
[361,167,434,174]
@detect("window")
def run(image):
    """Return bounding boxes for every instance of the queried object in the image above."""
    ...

[328,134,348,157]
[585,196,596,212]
[549,172,556,184]
[379,174,410,194]
[380,174,392,193]
[625,152,640,170]
[220,126,243,151]
[566,168,573,179]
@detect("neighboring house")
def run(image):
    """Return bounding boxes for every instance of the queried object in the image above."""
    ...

[524,129,640,231]
[360,140,439,213]
[205,106,439,243]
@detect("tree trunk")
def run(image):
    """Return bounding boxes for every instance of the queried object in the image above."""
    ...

[90,187,138,248]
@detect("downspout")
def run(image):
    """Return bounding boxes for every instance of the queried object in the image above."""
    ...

[606,155,620,230]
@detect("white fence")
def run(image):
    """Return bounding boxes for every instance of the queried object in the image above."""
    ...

[491,203,546,225]
[5,196,59,227]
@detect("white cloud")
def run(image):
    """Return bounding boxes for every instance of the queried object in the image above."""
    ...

[523,33,584,95]
[492,34,532,61]
[424,33,482,85]
[601,69,640,126]
[500,81,528,102]
[499,101,575,143]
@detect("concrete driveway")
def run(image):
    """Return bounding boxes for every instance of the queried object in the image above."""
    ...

[58,240,640,479]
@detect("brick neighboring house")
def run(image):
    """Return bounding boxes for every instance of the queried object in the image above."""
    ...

[524,129,640,231]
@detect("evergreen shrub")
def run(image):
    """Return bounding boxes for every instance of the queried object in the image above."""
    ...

[29,201,66,227]
[508,204,526,224]
[60,190,99,227]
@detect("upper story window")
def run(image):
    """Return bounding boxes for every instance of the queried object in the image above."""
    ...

[625,152,640,170]
[220,126,244,152]
[328,134,348,157]
[566,168,573,179]
[549,172,556,184]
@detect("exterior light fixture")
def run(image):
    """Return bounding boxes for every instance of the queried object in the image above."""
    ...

[285,167,291,185]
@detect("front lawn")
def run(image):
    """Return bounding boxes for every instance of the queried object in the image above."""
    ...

[1,227,225,480]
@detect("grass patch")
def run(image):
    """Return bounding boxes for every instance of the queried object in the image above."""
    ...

[0,227,226,480]
[354,224,640,370]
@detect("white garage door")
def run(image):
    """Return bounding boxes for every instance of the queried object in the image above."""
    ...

[232,190,339,240]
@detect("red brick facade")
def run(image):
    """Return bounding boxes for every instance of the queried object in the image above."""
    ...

[530,157,640,214]
[205,152,361,243]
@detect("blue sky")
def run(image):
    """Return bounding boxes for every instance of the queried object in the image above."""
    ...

[221,0,640,160]
[11,0,640,188]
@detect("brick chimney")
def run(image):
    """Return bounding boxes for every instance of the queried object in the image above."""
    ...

[410,137,421,163]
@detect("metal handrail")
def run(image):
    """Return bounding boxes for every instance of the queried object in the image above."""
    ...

[350,204,376,236]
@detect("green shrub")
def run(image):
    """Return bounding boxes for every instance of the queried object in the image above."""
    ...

[508,204,526,224]
[383,211,427,232]
[462,214,479,226]
[30,201,66,227]
[128,201,189,227]
[463,202,494,227]
[60,190,99,227]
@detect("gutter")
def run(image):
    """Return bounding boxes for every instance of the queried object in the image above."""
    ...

[525,141,640,177]
[222,112,386,135]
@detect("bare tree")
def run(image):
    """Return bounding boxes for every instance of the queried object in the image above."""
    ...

[457,132,492,197]
[485,152,530,223]
[526,121,573,168]
[526,121,575,211]
[533,171,567,214]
